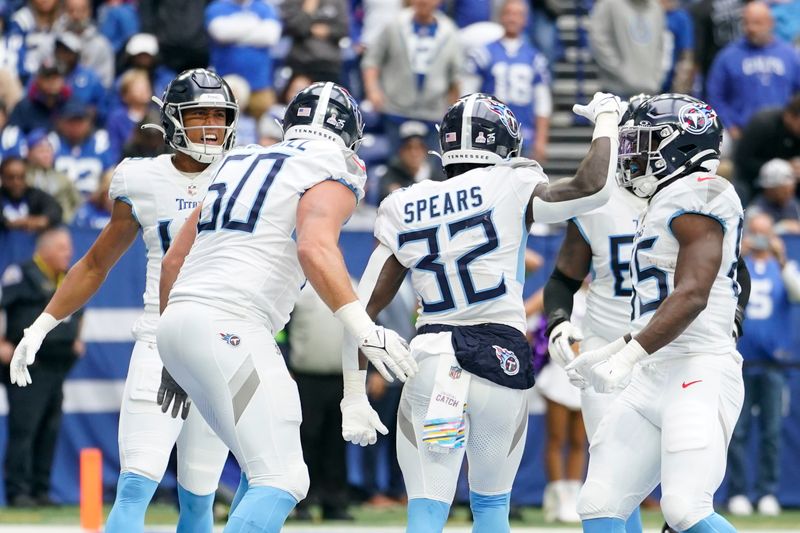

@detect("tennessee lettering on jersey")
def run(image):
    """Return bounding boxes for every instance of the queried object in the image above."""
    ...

[108,154,215,342]
[376,161,547,333]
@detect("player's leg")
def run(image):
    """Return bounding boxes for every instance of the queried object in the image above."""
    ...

[175,405,230,533]
[659,354,744,532]
[396,354,467,533]
[230,471,248,514]
[157,303,308,533]
[755,368,783,508]
[464,378,528,533]
[106,341,185,532]
[726,371,754,513]
[578,367,662,533]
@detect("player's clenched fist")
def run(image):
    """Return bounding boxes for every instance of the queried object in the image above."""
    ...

[547,321,583,368]
[565,336,648,393]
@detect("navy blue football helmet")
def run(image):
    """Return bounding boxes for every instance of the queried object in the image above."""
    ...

[438,93,522,167]
[282,82,364,151]
[618,93,722,197]
[153,69,239,164]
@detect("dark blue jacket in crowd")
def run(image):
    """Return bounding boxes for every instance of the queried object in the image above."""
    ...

[7,84,72,134]
[706,37,800,130]
[65,66,110,127]
[98,2,140,53]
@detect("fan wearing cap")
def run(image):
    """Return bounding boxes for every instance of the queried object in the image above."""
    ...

[378,120,444,202]
[747,158,800,233]
[7,59,71,134]
[50,99,114,197]
[8,69,239,533]
[24,128,81,223]
[341,91,623,533]
[53,0,115,87]
[53,32,110,125]
[119,33,176,101]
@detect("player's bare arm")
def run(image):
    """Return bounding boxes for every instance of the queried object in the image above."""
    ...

[9,200,140,386]
[298,179,417,383]
[296,179,360,311]
[159,206,201,315]
[633,214,723,354]
[526,92,624,224]
[543,220,592,366]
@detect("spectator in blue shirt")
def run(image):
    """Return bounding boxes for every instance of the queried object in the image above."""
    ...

[8,0,61,84]
[106,68,152,163]
[53,32,109,126]
[706,1,800,142]
[50,99,114,197]
[0,100,27,164]
[205,0,282,119]
[728,212,800,517]
[771,0,800,46]
[661,0,695,93]
[98,0,140,54]
[463,0,552,161]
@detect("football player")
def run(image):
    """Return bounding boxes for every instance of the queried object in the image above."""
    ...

[155,82,417,533]
[9,69,238,532]
[339,91,625,533]
[567,94,746,533]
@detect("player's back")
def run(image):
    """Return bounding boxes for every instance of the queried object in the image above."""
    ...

[375,161,547,333]
[169,139,366,332]
[631,173,744,360]
[574,186,646,341]
[109,154,211,341]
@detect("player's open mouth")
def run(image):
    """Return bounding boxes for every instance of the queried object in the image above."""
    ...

[202,133,219,143]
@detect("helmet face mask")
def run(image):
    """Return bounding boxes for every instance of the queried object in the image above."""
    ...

[282,82,364,151]
[438,93,522,168]
[616,94,722,198]
[157,69,239,164]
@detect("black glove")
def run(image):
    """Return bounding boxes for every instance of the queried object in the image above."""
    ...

[156,367,191,420]
[734,304,745,340]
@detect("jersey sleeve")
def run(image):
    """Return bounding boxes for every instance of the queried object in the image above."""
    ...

[373,193,402,255]
[108,159,130,204]
[295,141,367,202]
[664,176,743,234]
[503,159,549,204]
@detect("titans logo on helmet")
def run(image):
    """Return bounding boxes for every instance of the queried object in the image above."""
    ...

[482,98,522,140]
[678,103,717,135]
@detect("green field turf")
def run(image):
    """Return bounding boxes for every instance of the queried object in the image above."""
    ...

[0,504,798,530]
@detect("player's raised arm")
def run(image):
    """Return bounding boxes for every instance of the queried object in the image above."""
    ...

[543,220,592,367]
[296,180,417,383]
[159,206,200,315]
[528,92,624,224]
[8,198,140,386]
[340,242,408,447]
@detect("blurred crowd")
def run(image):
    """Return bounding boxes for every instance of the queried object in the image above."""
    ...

[1,0,800,518]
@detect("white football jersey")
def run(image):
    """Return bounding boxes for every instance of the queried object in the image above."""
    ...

[169,140,367,333]
[573,186,646,341]
[375,160,548,333]
[631,172,744,361]
[109,154,212,342]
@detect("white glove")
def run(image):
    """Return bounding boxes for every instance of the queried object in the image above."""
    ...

[341,370,389,446]
[565,336,628,391]
[547,321,583,368]
[572,92,626,124]
[341,394,389,446]
[9,313,60,387]
[587,339,648,393]
[335,302,418,382]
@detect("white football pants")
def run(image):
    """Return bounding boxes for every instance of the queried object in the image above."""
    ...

[157,301,310,501]
[119,340,229,495]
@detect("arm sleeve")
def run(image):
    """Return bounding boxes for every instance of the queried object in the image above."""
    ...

[33,189,63,227]
[373,195,400,255]
[237,5,282,47]
[705,52,737,129]
[543,267,583,336]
